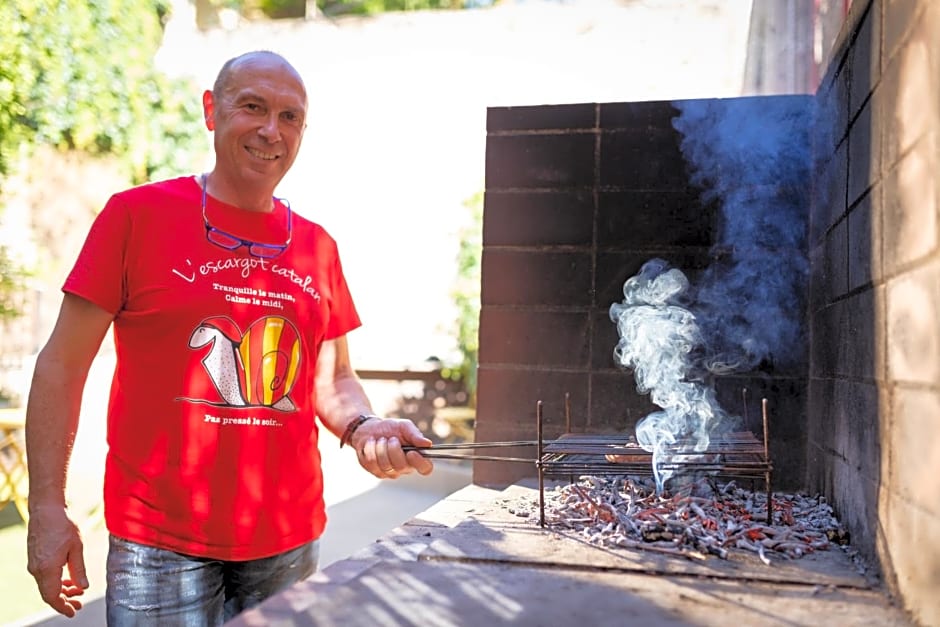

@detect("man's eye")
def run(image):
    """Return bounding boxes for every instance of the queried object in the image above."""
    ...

[245,103,262,112]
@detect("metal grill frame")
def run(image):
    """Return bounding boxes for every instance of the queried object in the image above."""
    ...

[536,393,775,525]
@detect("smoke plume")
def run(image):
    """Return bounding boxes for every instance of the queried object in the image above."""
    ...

[610,96,811,492]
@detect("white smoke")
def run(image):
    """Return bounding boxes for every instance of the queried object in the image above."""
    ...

[610,97,812,493]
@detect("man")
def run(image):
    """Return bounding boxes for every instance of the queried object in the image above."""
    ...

[25,50,434,625]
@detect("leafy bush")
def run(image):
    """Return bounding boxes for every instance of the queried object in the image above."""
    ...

[449,190,482,406]
[0,0,203,185]
[0,0,204,320]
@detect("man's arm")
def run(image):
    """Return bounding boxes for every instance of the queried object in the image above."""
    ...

[315,335,433,478]
[25,293,114,617]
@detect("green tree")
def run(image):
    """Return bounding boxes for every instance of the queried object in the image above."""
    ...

[0,0,203,319]
[449,190,482,406]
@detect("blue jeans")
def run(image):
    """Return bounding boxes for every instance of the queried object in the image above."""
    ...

[105,534,319,626]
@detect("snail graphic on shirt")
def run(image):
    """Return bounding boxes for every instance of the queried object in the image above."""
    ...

[187,315,301,411]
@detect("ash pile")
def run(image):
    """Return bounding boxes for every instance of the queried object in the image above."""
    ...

[504,475,853,567]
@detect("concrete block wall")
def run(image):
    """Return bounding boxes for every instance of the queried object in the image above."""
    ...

[476,99,811,492]
[807,0,940,624]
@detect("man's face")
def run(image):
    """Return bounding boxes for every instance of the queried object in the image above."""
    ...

[204,56,307,192]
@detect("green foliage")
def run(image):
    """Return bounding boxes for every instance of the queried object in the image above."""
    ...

[0,0,203,185]
[450,190,483,406]
[0,0,203,323]
[0,248,28,323]
[317,0,466,16]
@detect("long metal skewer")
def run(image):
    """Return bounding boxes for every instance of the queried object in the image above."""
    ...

[402,440,539,463]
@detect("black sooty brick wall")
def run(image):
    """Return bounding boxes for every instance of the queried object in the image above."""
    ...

[475,97,813,491]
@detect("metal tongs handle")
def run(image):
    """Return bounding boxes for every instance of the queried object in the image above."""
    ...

[403,440,538,463]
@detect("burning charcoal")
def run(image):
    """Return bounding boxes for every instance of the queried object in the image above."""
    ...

[522,476,852,565]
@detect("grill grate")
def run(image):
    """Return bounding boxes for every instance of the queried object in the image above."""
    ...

[535,393,774,524]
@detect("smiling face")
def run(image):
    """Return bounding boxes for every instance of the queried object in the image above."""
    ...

[203,52,308,207]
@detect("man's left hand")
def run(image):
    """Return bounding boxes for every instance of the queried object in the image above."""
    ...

[351,418,434,478]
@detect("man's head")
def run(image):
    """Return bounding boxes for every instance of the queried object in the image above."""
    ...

[203,51,308,201]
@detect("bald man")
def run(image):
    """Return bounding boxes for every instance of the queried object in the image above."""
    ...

[25,51,434,625]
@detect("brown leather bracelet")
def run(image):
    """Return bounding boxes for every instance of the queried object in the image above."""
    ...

[340,414,378,449]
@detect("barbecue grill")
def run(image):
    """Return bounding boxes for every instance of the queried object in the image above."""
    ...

[535,391,774,525]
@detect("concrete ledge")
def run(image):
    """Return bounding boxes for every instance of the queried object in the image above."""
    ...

[229,483,913,627]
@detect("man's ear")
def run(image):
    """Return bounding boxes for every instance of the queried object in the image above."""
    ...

[202,90,215,131]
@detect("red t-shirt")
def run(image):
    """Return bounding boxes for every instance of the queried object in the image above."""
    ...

[63,176,361,560]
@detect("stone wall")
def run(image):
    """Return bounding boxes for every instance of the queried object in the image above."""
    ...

[807,1,940,624]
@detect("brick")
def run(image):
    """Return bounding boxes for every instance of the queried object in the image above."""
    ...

[825,217,849,301]
[588,372,660,432]
[834,60,852,154]
[847,98,880,208]
[806,377,836,453]
[880,490,940,627]
[829,455,880,562]
[886,258,940,385]
[596,190,716,249]
[599,128,686,190]
[478,309,590,368]
[713,376,807,491]
[848,1,881,122]
[889,386,940,518]
[599,100,682,131]
[485,133,595,190]
[481,250,592,307]
[847,184,880,291]
[483,190,594,247]
[882,132,939,275]
[591,311,623,372]
[806,243,824,315]
[596,251,711,311]
[883,0,924,65]
[476,367,588,436]
[833,380,882,485]
[842,288,881,381]
[810,300,847,379]
[487,103,595,132]
[881,11,939,172]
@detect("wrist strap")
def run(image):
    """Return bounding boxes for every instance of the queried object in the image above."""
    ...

[340,414,378,449]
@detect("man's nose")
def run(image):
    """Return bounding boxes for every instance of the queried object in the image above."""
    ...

[258,114,281,142]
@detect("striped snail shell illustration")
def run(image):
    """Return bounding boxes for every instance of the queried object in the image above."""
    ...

[188,315,301,411]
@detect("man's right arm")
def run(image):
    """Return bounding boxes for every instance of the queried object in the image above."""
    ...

[25,293,114,617]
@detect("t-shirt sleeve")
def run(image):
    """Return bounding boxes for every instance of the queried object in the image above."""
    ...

[325,244,361,340]
[62,195,130,315]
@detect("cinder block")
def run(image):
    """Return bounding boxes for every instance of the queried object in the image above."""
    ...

[881,490,940,627]
[599,128,686,190]
[487,103,595,132]
[889,385,940,517]
[886,259,940,385]
[599,100,681,130]
[842,288,882,381]
[478,309,590,368]
[475,367,588,432]
[825,218,849,301]
[483,190,594,247]
[882,133,939,275]
[833,379,882,485]
[847,183,882,290]
[847,98,880,208]
[883,0,924,65]
[485,133,595,190]
[848,1,882,122]
[481,250,592,307]
[881,13,939,173]
[597,190,716,249]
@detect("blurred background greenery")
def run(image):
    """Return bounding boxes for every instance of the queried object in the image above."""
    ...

[0,2,485,621]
